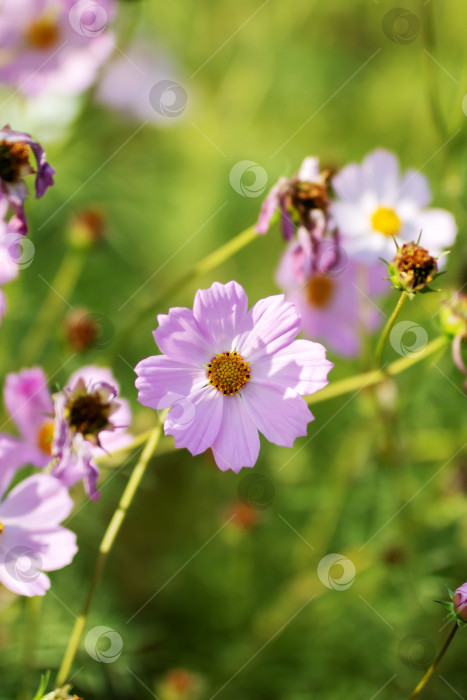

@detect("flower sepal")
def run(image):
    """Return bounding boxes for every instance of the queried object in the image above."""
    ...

[384,239,441,297]
[435,584,467,628]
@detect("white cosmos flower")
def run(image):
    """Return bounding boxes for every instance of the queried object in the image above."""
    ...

[330,149,457,263]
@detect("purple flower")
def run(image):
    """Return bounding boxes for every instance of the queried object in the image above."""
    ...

[135,281,333,472]
[0,472,77,596]
[0,126,55,234]
[0,0,116,97]
[0,366,132,501]
[256,157,332,242]
[276,234,388,357]
[330,148,457,263]
[453,582,467,622]
[52,366,132,500]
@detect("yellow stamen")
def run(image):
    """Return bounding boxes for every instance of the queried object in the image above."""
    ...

[306,275,335,308]
[37,420,54,455]
[371,206,401,237]
[207,351,250,395]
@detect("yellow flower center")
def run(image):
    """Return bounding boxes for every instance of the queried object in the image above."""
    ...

[0,520,3,539]
[36,420,55,455]
[306,275,335,308]
[25,15,60,50]
[371,206,401,237]
[206,351,250,395]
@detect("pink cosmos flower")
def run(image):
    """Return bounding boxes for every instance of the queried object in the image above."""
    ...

[0,472,77,596]
[135,281,333,472]
[0,0,116,97]
[276,236,388,357]
[330,148,457,263]
[256,157,332,242]
[0,366,132,501]
[0,126,55,234]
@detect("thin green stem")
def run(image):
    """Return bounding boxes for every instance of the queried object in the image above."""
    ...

[408,623,458,699]
[113,225,258,355]
[374,292,408,367]
[18,247,86,367]
[56,417,165,688]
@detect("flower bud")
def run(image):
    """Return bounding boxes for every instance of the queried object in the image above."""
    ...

[453,582,467,622]
[388,241,438,294]
[68,208,106,249]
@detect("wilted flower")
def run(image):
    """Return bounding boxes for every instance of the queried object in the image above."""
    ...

[387,240,439,295]
[0,126,55,233]
[330,148,457,263]
[0,366,132,501]
[0,0,116,97]
[52,366,132,500]
[277,239,388,357]
[64,308,101,352]
[256,157,333,242]
[135,281,333,472]
[0,472,77,596]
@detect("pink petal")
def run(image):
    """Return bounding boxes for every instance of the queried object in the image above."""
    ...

[154,307,214,366]
[3,368,53,445]
[256,184,280,234]
[31,528,78,571]
[241,383,313,447]
[298,157,320,182]
[238,294,301,362]
[331,163,363,201]
[165,386,223,456]
[0,474,73,527]
[0,563,50,597]
[413,209,457,256]
[252,339,333,395]
[135,355,205,410]
[211,397,260,472]
[193,281,249,350]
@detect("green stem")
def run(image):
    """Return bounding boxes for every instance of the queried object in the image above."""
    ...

[56,418,165,688]
[18,247,86,367]
[307,335,447,405]
[374,292,408,368]
[113,225,257,353]
[408,623,458,699]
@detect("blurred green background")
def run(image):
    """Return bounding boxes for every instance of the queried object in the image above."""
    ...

[1,0,467,698]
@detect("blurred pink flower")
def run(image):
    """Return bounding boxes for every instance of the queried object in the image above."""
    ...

[0,126,54,233]
[97,41,187,124]
[276,234,388,357]
[0,0,116,97]
[330,148,457,263]
[135,281,332,472]
[0,472,77,596]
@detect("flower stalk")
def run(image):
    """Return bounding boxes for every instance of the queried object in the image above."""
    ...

[56,416,166,688]
[407,622,458,699]
[374,292,408,367]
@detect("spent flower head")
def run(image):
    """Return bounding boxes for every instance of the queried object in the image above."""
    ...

[386,239,440,296]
